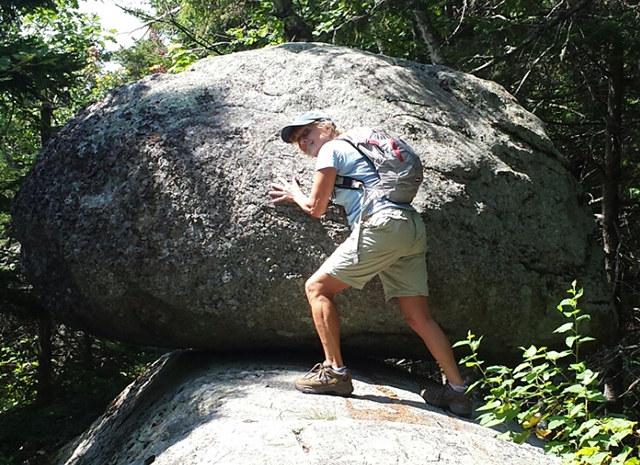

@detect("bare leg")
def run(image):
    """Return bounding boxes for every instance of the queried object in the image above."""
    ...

[304,271,351,367]
[397,295,464,387]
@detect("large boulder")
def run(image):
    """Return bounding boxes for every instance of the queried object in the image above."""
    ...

[54,351,561,465]
[13,43,616,360]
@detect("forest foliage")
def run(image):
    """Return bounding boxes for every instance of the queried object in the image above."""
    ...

[1,0,640,464]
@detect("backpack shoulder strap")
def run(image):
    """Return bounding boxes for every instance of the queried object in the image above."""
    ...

[336,128,380,178]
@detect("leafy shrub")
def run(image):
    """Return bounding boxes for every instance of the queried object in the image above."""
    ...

[454,281,640,464]
[0,341,38,413]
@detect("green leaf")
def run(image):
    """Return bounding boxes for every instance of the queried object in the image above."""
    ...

[554,322,574,334]
[622,458,640,465]
[574,287,584,300]
[590,452,611,464]
[546,350,572,361]
[585,390,606,402]
[610,446,633,465]
[459,354,475,364]
[609,429,631,445]
[467,379,483,391]
[513,362,530,373]
[569,403,586,418]
[486,365,510,374]
[512,430,531,444]
[565,335,578,348]
[522,345,537,358]
[470,340,482,352]
[476,400,502,411]
[583,425,603,441]
[563,384,585,394]
[575,446,600,457]
[548,418,567,429]
[479,416,506,428]
[570,362,586,372]
[580,369,600,385]
[557,298,576,309]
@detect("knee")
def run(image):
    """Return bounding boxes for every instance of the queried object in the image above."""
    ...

[305,277,320,302]
[403,311,434,331]
[403,313,419,329]
[305,273,346,304]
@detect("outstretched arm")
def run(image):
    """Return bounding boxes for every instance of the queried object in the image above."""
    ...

[269,167,337,218]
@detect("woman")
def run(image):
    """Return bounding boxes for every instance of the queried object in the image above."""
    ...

[269,111,471,417]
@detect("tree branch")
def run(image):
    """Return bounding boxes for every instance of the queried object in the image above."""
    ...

[116,4,225,55]
[469,0,594,75]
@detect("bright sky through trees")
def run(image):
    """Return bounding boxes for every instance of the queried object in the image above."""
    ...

[78,0,150,50]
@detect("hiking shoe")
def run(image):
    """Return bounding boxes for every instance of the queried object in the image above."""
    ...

[295,362,354,396]
[420,383,472,417]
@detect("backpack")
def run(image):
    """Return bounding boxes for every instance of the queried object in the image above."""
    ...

[334,127,423,205]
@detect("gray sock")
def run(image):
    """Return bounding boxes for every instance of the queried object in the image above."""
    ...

[449,383,467,393]
[332,365,348,374]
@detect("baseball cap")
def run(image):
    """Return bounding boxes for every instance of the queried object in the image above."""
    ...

[280,111,332,143]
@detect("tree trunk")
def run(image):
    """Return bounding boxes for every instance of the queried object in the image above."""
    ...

[271,0,314,42]
[35,307,54,404]
[602,35,624,304]
[30,103,56,404]
[410,7,444,65]
[40,101,53,146]
[601,32,624,414]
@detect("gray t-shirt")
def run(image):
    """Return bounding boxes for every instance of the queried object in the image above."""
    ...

[315,136,412,228]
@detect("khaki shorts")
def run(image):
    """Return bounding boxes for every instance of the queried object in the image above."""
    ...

[319,208,429,301]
